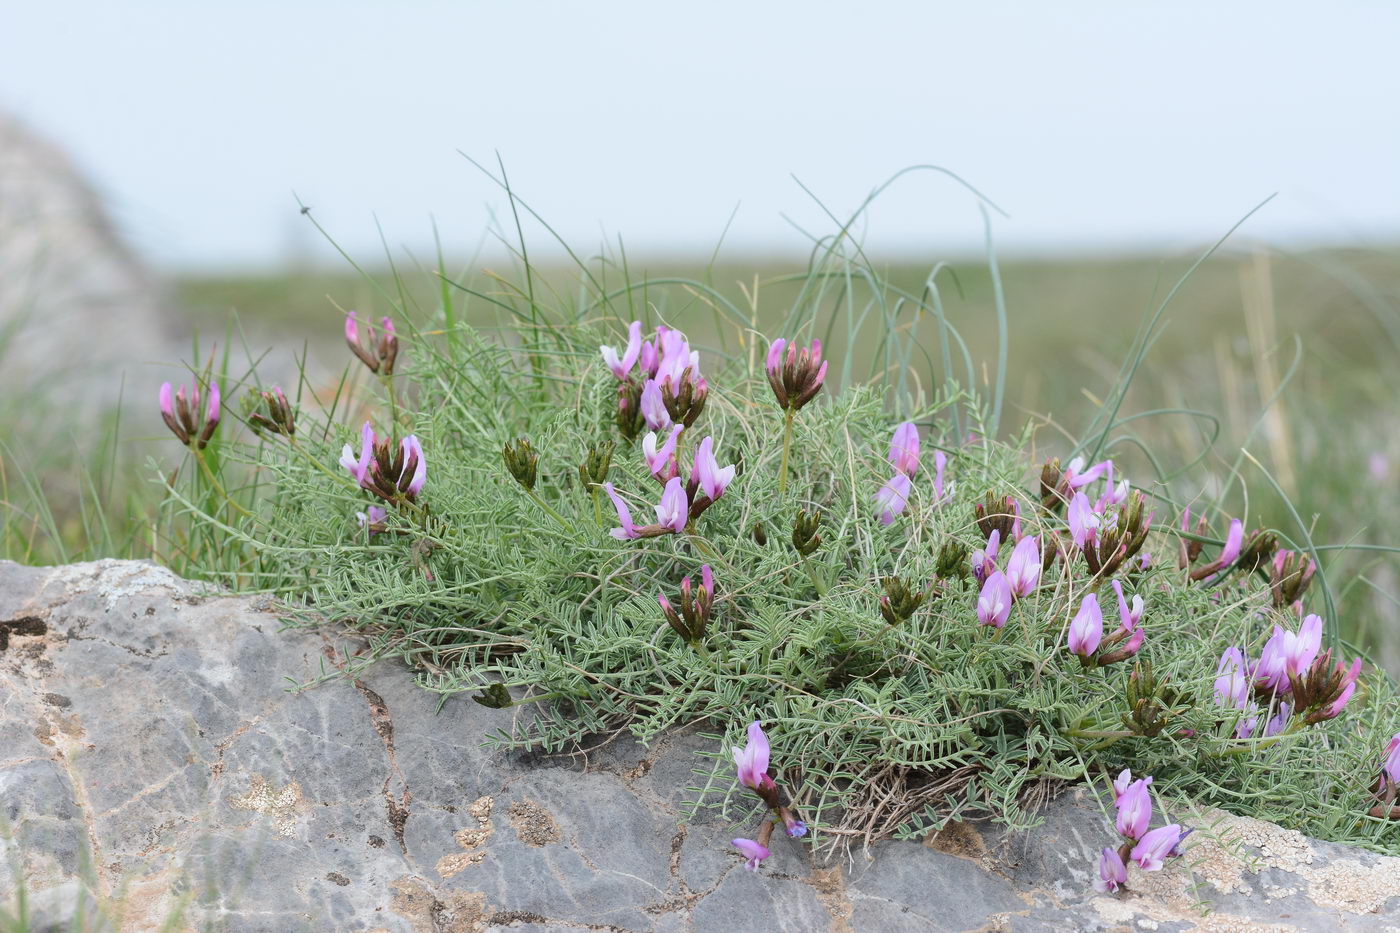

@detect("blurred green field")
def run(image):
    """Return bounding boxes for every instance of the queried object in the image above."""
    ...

[5,244,1400,662]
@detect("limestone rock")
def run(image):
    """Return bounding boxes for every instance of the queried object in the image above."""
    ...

[0,112,177,403]
[2,559,1398,931]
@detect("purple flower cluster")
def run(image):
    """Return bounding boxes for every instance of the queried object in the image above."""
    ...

[729,722,807,871]
[603,322,709,435]
[1095,770,1188,893]
[1213,613,1361,736]
[1066,580,1146,667]
[603,425,735,540]
[658,564,715,645]
[340,421,427,504]
[875,421,950,525]
[158,380,222,450]
[345,311,399,375]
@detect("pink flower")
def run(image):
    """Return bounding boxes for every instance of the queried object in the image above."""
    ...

[732,720,774,792]
[1263,702,1291,737]
[693,436,736,500]
[1112,769,1149,803]
[1213,647,1250,710]
[1285,614,1324,680]
[1067,594,1104,659]
[655,476,689,533]
[639,337,660,378]
[1218,519,1244,568]
[603,482,639,540]
[1005,535,1040,599]
[600,320,643,380]
[1326,658,1363,718]
[1370,452,1390,483]
[355,505,388,534]
[1131,824,1183,872]
[781,811,808,839]
[977,571,1012,629]
[1094,847,1128,893]
[1234,707,1262,740]
[643,425,684,481]
[1064,456,1111,490]
[340,422,376,487]
[655,327,699,387]
[1384,732,1400,785]
[972,529,1001,586]
[640,379,672,431]
[400,436,427,498]
[875,473,912,525]
[731,838,771,871]
[1068,492,1100,550]
[1255,615,1323,693]
[932,450,950,504]
[765,337,787,378]
[205,382,221,432]
[889,422,920,476]
[159,380,221,448]
[1115,778,1153,841]
[344,311,399,374]
[1109,625,1145,663]
[1110,580,1143,632]
[765,337,828,411]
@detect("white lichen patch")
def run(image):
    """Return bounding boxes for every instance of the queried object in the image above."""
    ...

[435,795,495,878]
[1092,893,1299,933]
[229,774,304,837]
[74,559,188,603]
[1199,810,1400,915]
[1091,807,1400,930]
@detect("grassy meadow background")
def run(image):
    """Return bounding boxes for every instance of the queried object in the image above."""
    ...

[4,244,1399,667]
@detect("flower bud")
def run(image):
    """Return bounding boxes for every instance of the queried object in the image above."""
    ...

[1235,528,1279,575]
[879,575,925,626]
[247,385,296,437]
[503,437,540,491]
[472,683,513,709]
[974,492,1018,543]
[1039,457,1066,510]
[1269,549,1316,609]
[935,539,968,579]
[578,440,614,488]
[791,508,823,557]
[1122,660,1181,737]
[765,337,827,412]
[615,380,645,441]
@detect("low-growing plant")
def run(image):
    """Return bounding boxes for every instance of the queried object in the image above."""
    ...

[157,173,1400,865]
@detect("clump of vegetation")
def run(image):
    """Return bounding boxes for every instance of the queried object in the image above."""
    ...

[155,184,1400,861]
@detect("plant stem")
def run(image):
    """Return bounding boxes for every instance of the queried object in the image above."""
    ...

[688,534,721,562]
[289,437,361,490]
[777,408,794,495]
[382,372,401,429]
[526,489,572,530]
[192,448,256,522]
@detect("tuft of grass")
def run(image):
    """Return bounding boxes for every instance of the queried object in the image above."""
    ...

[156,178,1400,856]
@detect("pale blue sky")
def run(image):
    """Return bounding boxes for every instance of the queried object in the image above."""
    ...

[2,1,1397,270]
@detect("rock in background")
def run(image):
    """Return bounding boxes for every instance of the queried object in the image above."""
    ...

[0,112,183,407]
[2,559,1398,932]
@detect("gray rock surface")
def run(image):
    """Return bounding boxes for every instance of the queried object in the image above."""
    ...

[3,559,1399,931]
